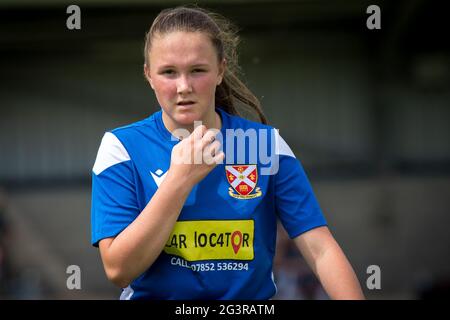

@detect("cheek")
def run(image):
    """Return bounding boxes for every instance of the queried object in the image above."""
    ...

[152,78,177,99]
[194,75,218,97]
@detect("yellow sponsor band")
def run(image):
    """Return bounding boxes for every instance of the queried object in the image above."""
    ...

[164,220,254,261]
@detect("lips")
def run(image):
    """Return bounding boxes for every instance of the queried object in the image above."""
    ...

[177,101,195,106]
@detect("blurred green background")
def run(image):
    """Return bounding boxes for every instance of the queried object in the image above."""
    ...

[0,0,449,299]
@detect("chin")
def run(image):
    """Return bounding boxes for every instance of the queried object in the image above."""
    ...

[174,112,202,126]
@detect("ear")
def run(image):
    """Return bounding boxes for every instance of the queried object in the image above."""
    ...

[217,58,226,86]
[143,63,154,89]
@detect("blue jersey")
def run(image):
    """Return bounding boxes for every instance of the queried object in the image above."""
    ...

[91,108,327,300]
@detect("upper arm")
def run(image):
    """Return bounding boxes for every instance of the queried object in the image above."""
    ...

[98,237,115,266]
[99,237,114,255]
[293,225,336,267]
[274,131,327,239]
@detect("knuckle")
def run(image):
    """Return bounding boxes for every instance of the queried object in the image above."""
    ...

[212,141,220,149]
[198,125,207,133]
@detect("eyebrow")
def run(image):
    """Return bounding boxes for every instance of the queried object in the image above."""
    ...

[158,63,210,69]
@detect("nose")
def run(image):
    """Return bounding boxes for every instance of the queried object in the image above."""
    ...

[176,74,192,95]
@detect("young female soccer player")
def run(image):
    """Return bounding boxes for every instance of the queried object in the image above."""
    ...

[91,6,365,300]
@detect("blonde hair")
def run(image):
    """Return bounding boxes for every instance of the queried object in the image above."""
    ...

[144,6,267,124]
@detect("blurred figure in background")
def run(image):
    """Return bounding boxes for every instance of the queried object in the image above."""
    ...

[274,222,328,300]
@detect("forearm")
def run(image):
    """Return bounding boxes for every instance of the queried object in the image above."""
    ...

[102,170,192,287]
[312,241,365,300]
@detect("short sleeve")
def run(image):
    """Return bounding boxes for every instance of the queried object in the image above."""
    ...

[274,132,327,239]
[91,132,140,247]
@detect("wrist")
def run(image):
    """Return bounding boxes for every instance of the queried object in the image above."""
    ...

[164,169,195,197]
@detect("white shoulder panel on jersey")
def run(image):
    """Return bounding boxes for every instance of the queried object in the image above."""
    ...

[119,285,134,300]
[275,129,296,158]
[92,132,131,175]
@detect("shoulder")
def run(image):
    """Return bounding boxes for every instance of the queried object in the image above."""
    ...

[223,109,273,131]
[221,109,294,158]
[92,132,130,175]
[92,112,159,175]
[110,112,158,141]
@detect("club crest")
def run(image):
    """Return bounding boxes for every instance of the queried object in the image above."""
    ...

[225,165,262,199]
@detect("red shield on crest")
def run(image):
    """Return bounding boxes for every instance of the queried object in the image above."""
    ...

[225,165,258,196]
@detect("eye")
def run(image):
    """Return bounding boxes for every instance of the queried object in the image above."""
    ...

[192,68,206,73]
[160,69,176,75]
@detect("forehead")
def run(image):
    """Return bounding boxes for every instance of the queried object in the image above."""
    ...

[149,31,218,66]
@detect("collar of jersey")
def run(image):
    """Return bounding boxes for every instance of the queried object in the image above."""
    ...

[155,107,230,143]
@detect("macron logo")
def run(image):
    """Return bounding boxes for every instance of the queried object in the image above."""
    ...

[150,169,167,188]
